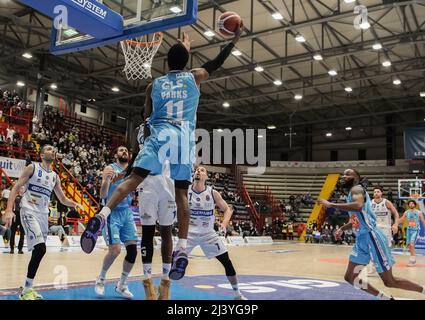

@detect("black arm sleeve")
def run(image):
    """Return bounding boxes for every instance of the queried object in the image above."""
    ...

[201,42,235,75]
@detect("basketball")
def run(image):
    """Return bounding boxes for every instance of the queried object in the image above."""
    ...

[217,12,243,38]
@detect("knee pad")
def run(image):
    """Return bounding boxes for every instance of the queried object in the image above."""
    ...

[216,252,236,277]
[125,244,137,264]
[141,225,155,263]
[33,243,47,259]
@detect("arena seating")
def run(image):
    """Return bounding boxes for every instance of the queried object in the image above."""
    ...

[241,161,418,224]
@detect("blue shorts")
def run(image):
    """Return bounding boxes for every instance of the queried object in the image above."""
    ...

[133,126,195,182]
[349,228,395,273]
[406,228,419,245]
[103,207,137,246]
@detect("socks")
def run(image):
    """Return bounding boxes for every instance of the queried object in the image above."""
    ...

[377,291,391,300]
[99,269,107,281]
[162,263,171,280]
[231,283,241,296]
[119,271,129,286]
[99,207,111,219]
[143,263,152,279]
[176,239,187,250]
[23,278,33,292]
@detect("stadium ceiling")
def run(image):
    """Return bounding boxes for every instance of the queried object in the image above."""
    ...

[0,0,425,133]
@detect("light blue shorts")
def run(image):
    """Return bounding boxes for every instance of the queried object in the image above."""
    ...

[406,228,419,245]
[103,207,137,246]
[349,228,395,273]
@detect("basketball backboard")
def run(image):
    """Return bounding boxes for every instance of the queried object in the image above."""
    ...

[18,0,197,55]
[398,179,425,200]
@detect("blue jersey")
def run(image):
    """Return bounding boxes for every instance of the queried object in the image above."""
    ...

[347,188,377,235]
[108,163,131,209]
[406,209,421,230]
[150,71,200,134]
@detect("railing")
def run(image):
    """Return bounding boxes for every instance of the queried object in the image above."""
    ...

[264,186,284,220]
[54,160,99,221]
[240,185,262,230]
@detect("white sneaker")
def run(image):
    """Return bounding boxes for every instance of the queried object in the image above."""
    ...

[94,277,105,296]
[115,283,134,299]
[407,258,416,267]
[234,293,248,300]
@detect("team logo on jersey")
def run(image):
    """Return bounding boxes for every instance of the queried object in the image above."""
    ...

[46,176,49,180]
[350,215,361,231]
[206,195,210,201]
[196,198,201,202]
[36,179,41,183]
[196,203,201,207]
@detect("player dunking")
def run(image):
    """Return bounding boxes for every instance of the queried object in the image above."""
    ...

[81,27,242,281]
[94,146,138,299]
[398,200,425,267]
[368,186,399,275]
[134,122,176,300]
[187,166,246,300]
[319,169,425,300]
[3,145,83,300]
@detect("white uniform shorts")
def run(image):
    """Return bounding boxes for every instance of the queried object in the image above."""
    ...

[21,208,48,251]
[138,175,176,226]
[377,225,393,247]
[187,230,228,259]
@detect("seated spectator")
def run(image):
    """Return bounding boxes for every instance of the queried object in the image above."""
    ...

[321,225,332,243]
[313,227,321,243]
[304,227,313,243]
[287,221,294,240]
[344,228,354,245]
[332,225,343,245]
[48,213,68,242]
[281,221,288,239]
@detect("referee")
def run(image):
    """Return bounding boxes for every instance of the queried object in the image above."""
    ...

[9,186,25,254]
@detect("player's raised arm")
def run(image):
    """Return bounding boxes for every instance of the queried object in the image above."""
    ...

[318,186,365,211]
[386,200,400,234]
[4,164,34,228]
[191,25,242,85]
[143,83,153,122]
[100,165,115,199]
[213,189,233,231]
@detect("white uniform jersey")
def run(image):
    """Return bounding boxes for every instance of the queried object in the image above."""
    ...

[188,185,216,233]
[21,163,58,214]
[371,198,392,228]
[136,123,175,201]
[136,123,176,225]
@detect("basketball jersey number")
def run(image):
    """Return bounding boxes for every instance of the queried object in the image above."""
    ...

[166,100,184,121]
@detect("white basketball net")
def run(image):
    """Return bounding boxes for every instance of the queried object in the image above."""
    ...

[120,33,163,80]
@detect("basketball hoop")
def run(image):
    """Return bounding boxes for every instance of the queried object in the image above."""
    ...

[120,32,163,80]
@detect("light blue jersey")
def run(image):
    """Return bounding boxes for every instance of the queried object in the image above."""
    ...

[108,163,132,209]
[347,189,377,235]
[133,71,200,182]
[150,71,200,132]
[346,185,395,272]
[406,209,421,230]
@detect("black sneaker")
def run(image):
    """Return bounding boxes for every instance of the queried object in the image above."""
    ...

[18,250,24,254]
[80,215,105,254]
[9,249,14,254]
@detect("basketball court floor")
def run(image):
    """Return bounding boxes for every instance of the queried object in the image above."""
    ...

[1,242,424,300]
